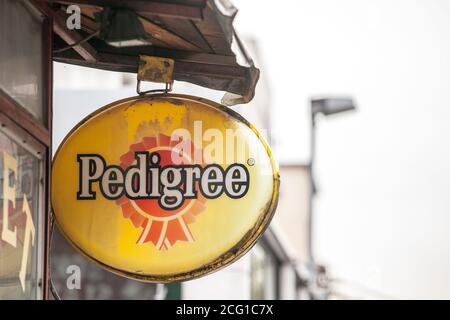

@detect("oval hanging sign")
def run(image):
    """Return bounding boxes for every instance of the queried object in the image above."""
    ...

[52,94,279,282]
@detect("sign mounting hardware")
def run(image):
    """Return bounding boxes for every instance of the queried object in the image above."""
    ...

[136,55,174,95]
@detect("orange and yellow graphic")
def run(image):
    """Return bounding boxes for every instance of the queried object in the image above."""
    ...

[116,134,206,250]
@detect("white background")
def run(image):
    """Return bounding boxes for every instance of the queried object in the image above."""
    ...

[234,0,450,299]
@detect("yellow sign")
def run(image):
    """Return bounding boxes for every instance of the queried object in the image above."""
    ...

[52,94,279,282]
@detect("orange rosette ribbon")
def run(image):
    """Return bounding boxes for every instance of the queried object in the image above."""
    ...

[115,133,206,250]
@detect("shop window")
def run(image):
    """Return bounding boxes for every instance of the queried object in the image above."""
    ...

[250,243,279,299]
[165,283,182,300]
[50,227,164,300]
[0,0,46,125]
[0,126,45,299]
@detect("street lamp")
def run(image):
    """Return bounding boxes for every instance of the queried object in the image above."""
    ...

[307,97,356,299]
[311,98,356,117]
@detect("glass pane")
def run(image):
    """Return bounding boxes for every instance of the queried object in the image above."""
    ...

[250,244,266,299]
[51,227,163,300]
[0,129,41,299]
[250,243,278,299]
[0,0,45,125]
[264,252,277,299]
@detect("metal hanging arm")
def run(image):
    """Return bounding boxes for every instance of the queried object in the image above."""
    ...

[136,80,173,95]
[136,55,174,95]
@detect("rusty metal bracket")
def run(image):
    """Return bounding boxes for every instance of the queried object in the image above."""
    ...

[136,55,174,95]
[136,80,173,95]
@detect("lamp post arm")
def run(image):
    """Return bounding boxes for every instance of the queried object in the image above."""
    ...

[308,113,317,264]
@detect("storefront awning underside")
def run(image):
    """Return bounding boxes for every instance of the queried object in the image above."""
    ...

[34,0,259,105]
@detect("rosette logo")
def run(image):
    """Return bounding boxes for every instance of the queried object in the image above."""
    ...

[76,133,250,251]
[117,134,205,251]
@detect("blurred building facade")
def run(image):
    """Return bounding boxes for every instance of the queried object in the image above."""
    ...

[51,39,312,300]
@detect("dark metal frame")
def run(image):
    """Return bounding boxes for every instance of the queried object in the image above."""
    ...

[0,3,53,299]
[33,0,258,102]
[41,0,206,20]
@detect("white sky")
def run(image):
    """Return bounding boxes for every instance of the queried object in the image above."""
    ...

[234,0,450,299]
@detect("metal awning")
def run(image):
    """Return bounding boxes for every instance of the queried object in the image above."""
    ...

[34,0,259,105]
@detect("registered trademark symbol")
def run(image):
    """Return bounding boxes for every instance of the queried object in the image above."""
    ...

[247,158,255,166]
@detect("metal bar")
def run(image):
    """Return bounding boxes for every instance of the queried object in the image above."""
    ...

[42,16,53,301]
[137,15,203,52]
[32,0,97,62]
[33,1,99,63]
[87,39,237,65]
[0,90,51,146]
[40,0,205,20]
[53,50,247,79]
[51,10,99,62]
